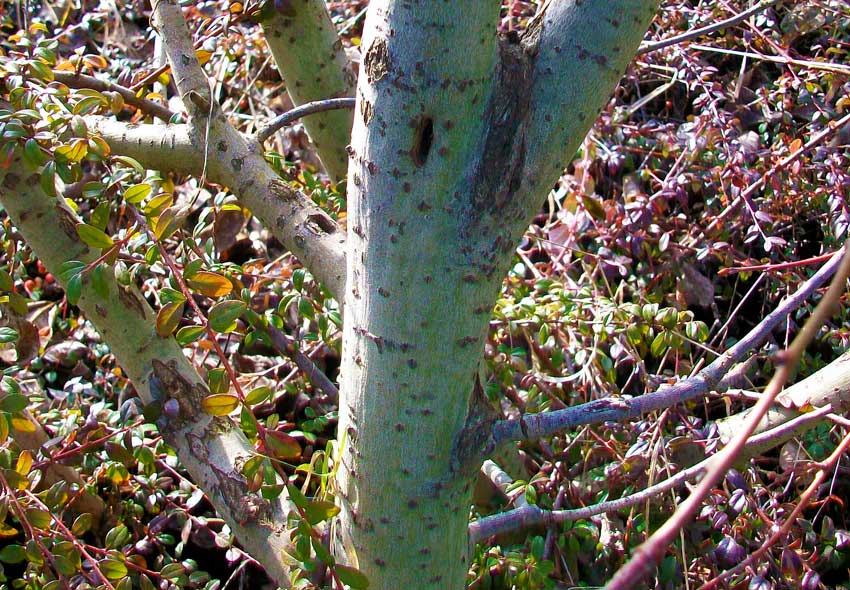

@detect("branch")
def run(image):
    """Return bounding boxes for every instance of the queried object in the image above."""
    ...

[490,245,848,446]
[606,243,850,590]
[511,0,659,216]
[261,0,356,181]
[0,154,295,588]
[638,0,780,55]
[470,402,835,546]
[258,97,356,144]
[716,347,850,455]
[137,0,347,300]
[264,324,339,404]
[53,71,175,122]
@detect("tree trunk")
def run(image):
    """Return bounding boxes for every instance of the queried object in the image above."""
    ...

[334,2,657,589]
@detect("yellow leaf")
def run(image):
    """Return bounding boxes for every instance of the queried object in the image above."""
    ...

[11,416,36,433]
[201,394,239,416]
[195,50,212,65]
[186,271,233,298]
[0,522,18,538]
[15,450,32,476]
[155,301,184,338]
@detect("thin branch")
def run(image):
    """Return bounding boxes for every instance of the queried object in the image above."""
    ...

[698,427,850,590]
[150,0,212,120]
[490,244,848,446]
[257,97,356,143]
[706,110,850,235]
[470,401,833,545]
[53,71,175,122]
[264,325,339,404]
[605,243,850,590]
[638,0,779,55]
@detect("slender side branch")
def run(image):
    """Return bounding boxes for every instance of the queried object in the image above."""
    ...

[260,0,356,181]
[0,156,295,588]
[490,245,848,446]
[258,97,356,144]
[470,403,834,546]
[638,0,779,55]
[605,243,850,590]
[53,71,175,122]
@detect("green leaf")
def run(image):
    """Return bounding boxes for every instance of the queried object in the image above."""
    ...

[335,564,369,589]
[58,260,86,283]
[112,155,145,175]
[100,558,128,580]
[156,301,184,338]
[2,394,28,413]
[71,513,93,536]
[244,385,272,406]
[65,274,82,305]
[176,325,205,346]
[0,544,26,564]
[0,268,15,292]
[24,508,52,529]
[123,183,151,204]
[90,201,111,230]
[76,223,114,249]
[208,300,246,333]
[303,500,340,525]
[91,263,109,298]
[0,327,18,343]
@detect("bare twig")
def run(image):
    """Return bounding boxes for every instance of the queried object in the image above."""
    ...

[639,0,779,55]
[53,71,175,121]
[490,245,848,446]
[604,243,850,590]
[706,110,850,235]
[264,325,339,404]
[257,97,356,143]
[697,427,850,590]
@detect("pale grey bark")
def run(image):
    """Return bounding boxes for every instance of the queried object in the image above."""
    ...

[262,0,355,181]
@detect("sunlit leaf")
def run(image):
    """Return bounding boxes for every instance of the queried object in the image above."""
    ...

[76,223,114,249]
[208,300,246,333]
[156,301,184,337]
[175,325,205,345]
[15,450,32,476]
[201,394,239,416]
[187,271,233,298]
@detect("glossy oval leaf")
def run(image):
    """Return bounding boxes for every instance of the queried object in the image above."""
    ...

[155,301,184,338]
[76,223,114,249]
[208,300,246,333]
[186,271,233,298]
[201,393,239,416]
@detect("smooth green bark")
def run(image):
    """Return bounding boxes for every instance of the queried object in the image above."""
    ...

[335,2,658,589]
[262,0,355,181]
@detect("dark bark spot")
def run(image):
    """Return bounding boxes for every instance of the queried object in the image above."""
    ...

[407,358,417,369]
[217,141,227,152]
[377,287,390,298]
[412,116,434,167]
[231,158,243,172]
[394,423,405,431]
[363,37,391,83]
[374,558,386,567]
[305,212,336,234]
[417,201,432,211]
[407,499,418,509]
[360,99,373,125]
[3,172,21,189]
